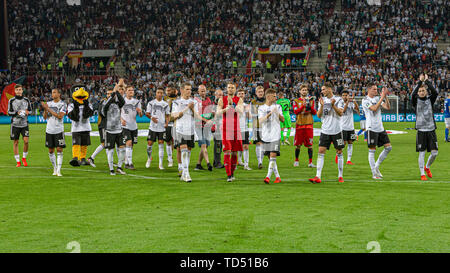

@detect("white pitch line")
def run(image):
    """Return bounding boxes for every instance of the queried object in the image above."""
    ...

[1,166,449,184]
[0,165,157,180]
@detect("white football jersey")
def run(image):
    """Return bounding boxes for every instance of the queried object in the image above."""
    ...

[320,96,344,135]
[45,100,67,134]
[172,98,198,136]
[239,103,250,133]
[122,97,141,131]
[340,101,355,131]
[258,104,282,143]
[362,96,384,133]
[146,99,169,133]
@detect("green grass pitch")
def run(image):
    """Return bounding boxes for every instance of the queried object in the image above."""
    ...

[0,122,449,253]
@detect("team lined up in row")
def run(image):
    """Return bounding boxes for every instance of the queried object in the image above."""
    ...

[7,75,450,182]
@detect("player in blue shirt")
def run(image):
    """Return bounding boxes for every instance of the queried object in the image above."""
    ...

[444,93,450,142]
[357,106,367,141]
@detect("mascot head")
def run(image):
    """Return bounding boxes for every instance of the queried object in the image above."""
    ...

[71,85,89,104]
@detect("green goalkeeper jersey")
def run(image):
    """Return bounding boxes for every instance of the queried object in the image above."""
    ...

[277,98,291,116]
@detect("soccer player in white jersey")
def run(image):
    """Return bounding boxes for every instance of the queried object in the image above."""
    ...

[122,86,143,170]
[250,86,266,169]
[309,82,345,184]
[237,88,251,170]
[41,88,66,176]
[258,88,284,184]
[163,83,178,167]
[339,90,359,165]
[362,83,392,180]
[102,82,126,175]
[171,82,209,182]
[411,74,439,181]
[146,86,170,170]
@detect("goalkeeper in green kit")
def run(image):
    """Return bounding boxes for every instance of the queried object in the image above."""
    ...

[277,92,292,145]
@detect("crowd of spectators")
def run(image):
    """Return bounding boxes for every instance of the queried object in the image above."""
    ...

[325,0,449,103]
[3,0,449,115]
[7,0,77,74]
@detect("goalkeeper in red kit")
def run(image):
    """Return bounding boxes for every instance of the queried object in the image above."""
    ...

[215,82,244,182]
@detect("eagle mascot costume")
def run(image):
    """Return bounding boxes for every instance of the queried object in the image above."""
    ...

[67,85,93,166]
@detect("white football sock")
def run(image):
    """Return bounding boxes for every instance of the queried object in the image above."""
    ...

[107,149,114,171]
[125,146,132,165]
[273,159,280,178]
[426,150,438,169]
[158,143,164,164]
[118,147,125,168]
[57,152,63,173]
[316,153,325,178]
[375,146,392,169]
[418,151,426,176]
[23,152,28,159]
[188,149,191,163]
[347,144,353,162]
[267,158,275,178]
[181,148,189,176]
[243,149,249,166]
[166,144,173,161]
[14,155,20,163]
[369,149,376,175]
[147,145,153,160]
[255,145,262,164]
[337,153,344,178]
[91,144,104,159]
[238,151,243,164]
[49,152,56,169]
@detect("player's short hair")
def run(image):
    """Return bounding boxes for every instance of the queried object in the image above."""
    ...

[341,90,349,95]
[323,82,333,89]
[167,82,176,89]
[237,88,246,94]
[52,88,61,94]
[265,88,277,96]
[126,85,134,90]
[181,82,191,89]
[14,84,23,89]
[156,86,165,92]
[367,81,377,89]
[256,85,264,91]
[227,82,236,87]
[300,84,309,90]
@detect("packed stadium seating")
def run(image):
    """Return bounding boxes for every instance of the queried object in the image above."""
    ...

[2,0,448,115]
